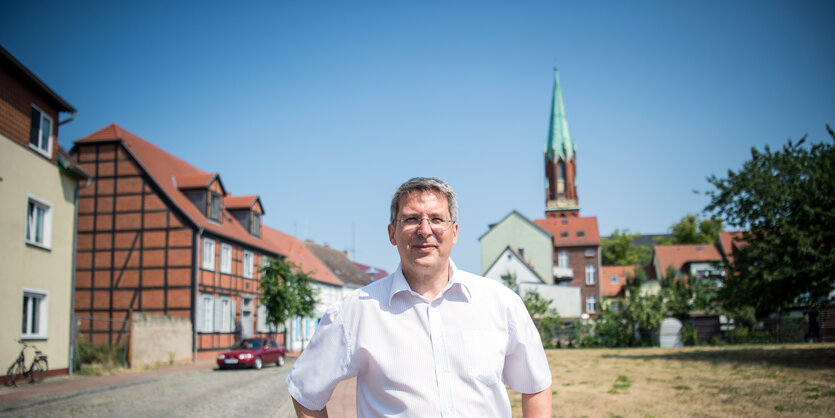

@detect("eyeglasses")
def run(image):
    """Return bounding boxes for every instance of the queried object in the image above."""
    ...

[399,217,455,234]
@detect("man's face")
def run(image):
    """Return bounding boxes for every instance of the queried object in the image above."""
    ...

[388,190,458,277]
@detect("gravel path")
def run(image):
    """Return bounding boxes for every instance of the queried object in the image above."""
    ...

[6,360,295,418]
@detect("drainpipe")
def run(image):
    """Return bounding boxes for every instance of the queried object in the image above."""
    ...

[69,175,92,375]
[192,227,203,362]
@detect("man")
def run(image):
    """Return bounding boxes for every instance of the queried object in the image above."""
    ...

[287,177,552,417]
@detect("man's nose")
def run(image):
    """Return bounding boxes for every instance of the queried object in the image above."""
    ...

[416,218,433,236]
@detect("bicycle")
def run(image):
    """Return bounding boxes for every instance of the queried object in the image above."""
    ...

[4,340,48,387]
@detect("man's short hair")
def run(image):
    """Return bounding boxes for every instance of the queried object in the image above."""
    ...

[389,177,458,226]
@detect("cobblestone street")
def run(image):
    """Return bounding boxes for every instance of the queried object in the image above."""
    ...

[1,360,296,418]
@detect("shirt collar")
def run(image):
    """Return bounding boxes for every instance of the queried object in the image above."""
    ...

[388,259,472,306]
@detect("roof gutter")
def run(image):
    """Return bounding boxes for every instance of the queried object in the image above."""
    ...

[59,110,76,126]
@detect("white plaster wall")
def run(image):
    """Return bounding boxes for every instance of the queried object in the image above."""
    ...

[286,282,342,352]
[0,137,77,372]
[484,249,582,318]
[480,213,553,284]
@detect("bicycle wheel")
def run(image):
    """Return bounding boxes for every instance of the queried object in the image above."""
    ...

[5,362,24,387]
[30,359,47,383]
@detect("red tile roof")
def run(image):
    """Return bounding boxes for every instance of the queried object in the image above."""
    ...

[261,226,342,286]
[600,265,636,297]
[74,123,273,254]
[534,216,601,246]
[224,195,259,210]
[353,262,390,282]
[717,231,746,264]
[176,173,219,190]
[654,244,722,276]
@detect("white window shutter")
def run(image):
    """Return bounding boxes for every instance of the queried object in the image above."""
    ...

[257,304,267,333]
[214,298,223,332]
[195,297,204,332]
[230,299,237,333]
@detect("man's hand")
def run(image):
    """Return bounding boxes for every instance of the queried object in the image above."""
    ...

[521,386,552,418]
[292,397,328,418]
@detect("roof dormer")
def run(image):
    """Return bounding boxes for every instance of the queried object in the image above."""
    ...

[225,195,264,237]
[176,173,226,224]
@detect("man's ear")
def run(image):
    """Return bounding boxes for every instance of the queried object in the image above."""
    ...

[451,222,458,245]
[388,224,397,246]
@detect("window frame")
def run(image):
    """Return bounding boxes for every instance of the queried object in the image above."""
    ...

[208,192,221,223]
[251,212,261,237]
[219,243,232,274]
[21,287,48,339]
[558,251,569,268]
[585,264,596,285]
[25,193,53,249]
[610,275,619,284]
[242,250,254,278]
[29,105,53,158]
[199,295,214,333]
[586,295,597,313]
[202,238,216,270]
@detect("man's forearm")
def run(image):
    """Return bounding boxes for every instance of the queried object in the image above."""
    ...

[292,397,329,418]
[521,386,552,418]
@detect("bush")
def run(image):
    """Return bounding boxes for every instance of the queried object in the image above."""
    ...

[75,338,125,367]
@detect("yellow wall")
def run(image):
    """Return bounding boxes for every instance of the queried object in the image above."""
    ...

[0,136,79,372]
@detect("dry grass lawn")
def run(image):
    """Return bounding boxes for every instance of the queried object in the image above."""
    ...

[507,343,835,417]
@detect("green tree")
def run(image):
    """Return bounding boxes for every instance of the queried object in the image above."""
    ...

[500,272,561,347]
[601,229,651,266]
[259,257,319,332]
[656,214,723,245]
[500,272,519,294]
[705,127,835,316]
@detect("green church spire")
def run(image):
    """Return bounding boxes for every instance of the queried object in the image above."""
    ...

[545,67,574,162]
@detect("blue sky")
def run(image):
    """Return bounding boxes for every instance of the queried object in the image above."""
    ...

[3,0,834,274]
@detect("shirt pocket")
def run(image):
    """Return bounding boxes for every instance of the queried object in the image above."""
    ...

[462,330,506,386]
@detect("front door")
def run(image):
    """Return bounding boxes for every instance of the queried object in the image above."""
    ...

[241,298,253,338]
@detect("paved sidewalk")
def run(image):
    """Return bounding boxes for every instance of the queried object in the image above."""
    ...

[0,361,215,414]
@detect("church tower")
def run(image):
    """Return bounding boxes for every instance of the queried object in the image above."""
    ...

[544,68,579,218]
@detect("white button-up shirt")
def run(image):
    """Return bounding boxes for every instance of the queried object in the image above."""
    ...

[286,260,552,417]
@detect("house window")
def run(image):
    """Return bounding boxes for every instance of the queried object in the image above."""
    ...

[219,297,233,332]
[584,249,595,257]
[585,264,596,285]
[21,288,48,339]
[220,243,232,274]
[558,251,569,268]
[209,193,221,222]
[560,231,568,237]
[199,295,214,332]
[243,250,254,278]
[251,212,261,237]
[557,161,566,193]
[610,275,619,284]
[202,238,216,270]
[577,230,585,237]
[25,194,52,249]
[610,301,620,313]
[29,106,53,157]
[586,296,597,313]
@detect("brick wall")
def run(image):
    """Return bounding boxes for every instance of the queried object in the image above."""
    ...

[74,142,194,346]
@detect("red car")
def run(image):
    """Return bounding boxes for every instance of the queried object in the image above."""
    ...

[217,338,286,370]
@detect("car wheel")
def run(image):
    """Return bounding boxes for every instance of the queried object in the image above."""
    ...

[254,356,262,370]
[276,355,285,367]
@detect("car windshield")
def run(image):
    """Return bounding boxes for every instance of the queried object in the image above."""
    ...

[235,339,262,349]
